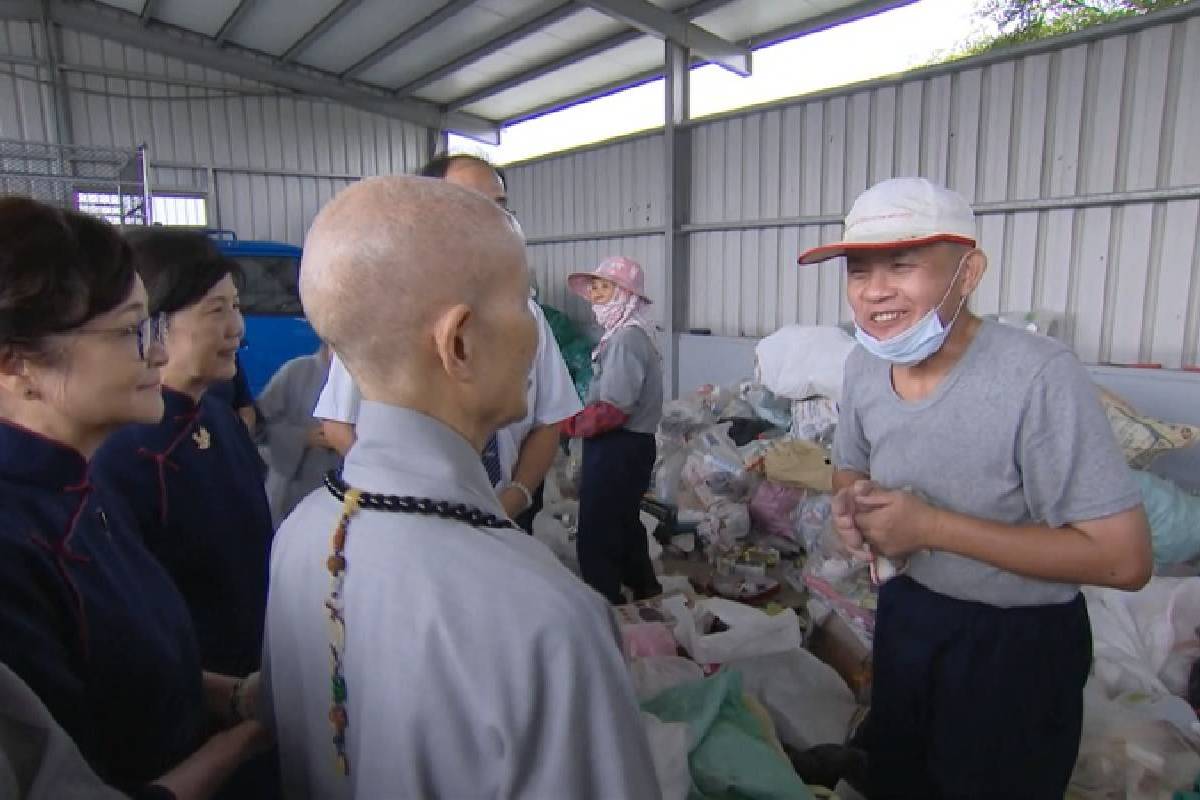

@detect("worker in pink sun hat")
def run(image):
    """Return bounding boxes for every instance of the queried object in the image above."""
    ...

[561,256,663,605]
[804,176,1151,798]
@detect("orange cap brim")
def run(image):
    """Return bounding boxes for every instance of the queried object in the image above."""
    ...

[797,234,977,265]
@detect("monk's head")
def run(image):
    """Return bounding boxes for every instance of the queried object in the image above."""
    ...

[300,176,536,449]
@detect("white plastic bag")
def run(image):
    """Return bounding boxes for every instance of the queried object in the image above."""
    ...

[531,500,580,575]
[663,595,802,665]
[651,445,688,504]
[641,712,691,800]
[1072,677,1200,799]
[549,438,583,500]
[725,648,860,752]
[642,510,664,563]
[754,326,856,402]
[630,656,706,701]
[1085,577,1200,699]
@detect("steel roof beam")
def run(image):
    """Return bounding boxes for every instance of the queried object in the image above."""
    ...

[341,0,477,80]
[576,0,749,75]
[494,0,917,125]
[393,1,575,98]
[6,1,500,142]
[280,0,364,62]
[444,0,734,111]
[214,0,257,45]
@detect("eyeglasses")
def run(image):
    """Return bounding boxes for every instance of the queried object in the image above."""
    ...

[73,312,169,361]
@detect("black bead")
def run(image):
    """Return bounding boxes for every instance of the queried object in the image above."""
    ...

[323,469,512,530]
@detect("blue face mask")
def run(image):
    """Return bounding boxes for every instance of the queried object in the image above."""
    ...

[853,255,969,366]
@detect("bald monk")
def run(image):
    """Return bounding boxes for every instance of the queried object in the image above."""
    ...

[260,177,660,799]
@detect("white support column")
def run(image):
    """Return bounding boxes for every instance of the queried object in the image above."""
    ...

[40,0,73,148]
[661,40,691,399]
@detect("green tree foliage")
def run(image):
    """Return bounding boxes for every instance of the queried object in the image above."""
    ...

[939,0,1190,62]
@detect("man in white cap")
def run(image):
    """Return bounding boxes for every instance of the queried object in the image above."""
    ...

[802,177,1150,798]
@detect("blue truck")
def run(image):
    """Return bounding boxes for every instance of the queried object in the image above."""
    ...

[209,231,320,396]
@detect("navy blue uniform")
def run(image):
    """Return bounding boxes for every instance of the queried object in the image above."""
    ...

[94,387,273,678]
[0,421,206,793]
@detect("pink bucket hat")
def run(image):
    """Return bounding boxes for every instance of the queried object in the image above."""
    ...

[568,256,652,303]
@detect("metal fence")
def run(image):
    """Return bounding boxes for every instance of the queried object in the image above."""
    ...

[0,137,150,224]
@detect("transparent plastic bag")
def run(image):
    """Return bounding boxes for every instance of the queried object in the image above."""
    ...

[551,438,583,500]
[659,392,717,439]
[739,383,794,429]
[696,499,751,553]
[790,396,839,445]
[1072,678,1200,799]
[749,482,810,544]
[651,441,689,504]
[793,494,834,554]
[681,424,758,509]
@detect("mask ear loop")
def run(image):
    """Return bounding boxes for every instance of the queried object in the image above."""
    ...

[934,251,974,332]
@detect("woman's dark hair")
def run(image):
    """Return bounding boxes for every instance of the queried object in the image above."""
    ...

[0,196,137,350]
[124,227,241,315]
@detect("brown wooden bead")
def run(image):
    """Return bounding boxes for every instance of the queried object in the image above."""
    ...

[329,705,348,730]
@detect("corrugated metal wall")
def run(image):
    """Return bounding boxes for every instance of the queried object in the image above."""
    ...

[507,135,668,323]
[0,19,429,244]
[509,8,1200,369]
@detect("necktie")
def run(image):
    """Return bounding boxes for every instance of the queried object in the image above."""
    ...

[482,433,503,486]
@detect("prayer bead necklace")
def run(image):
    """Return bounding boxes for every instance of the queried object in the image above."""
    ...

[321,469,515,777]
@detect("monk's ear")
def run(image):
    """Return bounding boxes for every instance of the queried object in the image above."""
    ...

[431,304,475,382]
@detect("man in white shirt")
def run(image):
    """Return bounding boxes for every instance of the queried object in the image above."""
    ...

[315,155,581,527]
[263,175,659,799]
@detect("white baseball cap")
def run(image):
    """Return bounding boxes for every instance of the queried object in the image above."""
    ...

[798,177,977,265]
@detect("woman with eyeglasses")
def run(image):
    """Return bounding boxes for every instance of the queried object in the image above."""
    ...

[0,197,269,798]
[93,228,279,798]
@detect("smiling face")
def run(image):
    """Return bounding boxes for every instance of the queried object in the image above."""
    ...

[4,276,168,457]
[162,274,244,393]
[588,277,617,305]
[40,276,168,429]
[844,243,972,341]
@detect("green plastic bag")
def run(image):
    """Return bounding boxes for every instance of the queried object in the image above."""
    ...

[642,671,815,800]
[540,303,594,401]
[1134,470,1200,566]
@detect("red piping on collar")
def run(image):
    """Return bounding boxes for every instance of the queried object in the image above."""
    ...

[135,407,202,527]
[28,476,95,658]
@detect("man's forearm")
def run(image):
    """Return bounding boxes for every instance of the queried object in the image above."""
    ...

[925,506,1151,590]
[511,424,560,490]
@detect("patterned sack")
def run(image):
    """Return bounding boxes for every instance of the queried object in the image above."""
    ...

[1098,388,1197,469]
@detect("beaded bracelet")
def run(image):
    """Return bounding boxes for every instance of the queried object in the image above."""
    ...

[499,480,533,514]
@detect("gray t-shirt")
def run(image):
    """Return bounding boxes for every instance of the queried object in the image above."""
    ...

[587,326,663,435]
[833,319,1141,607]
